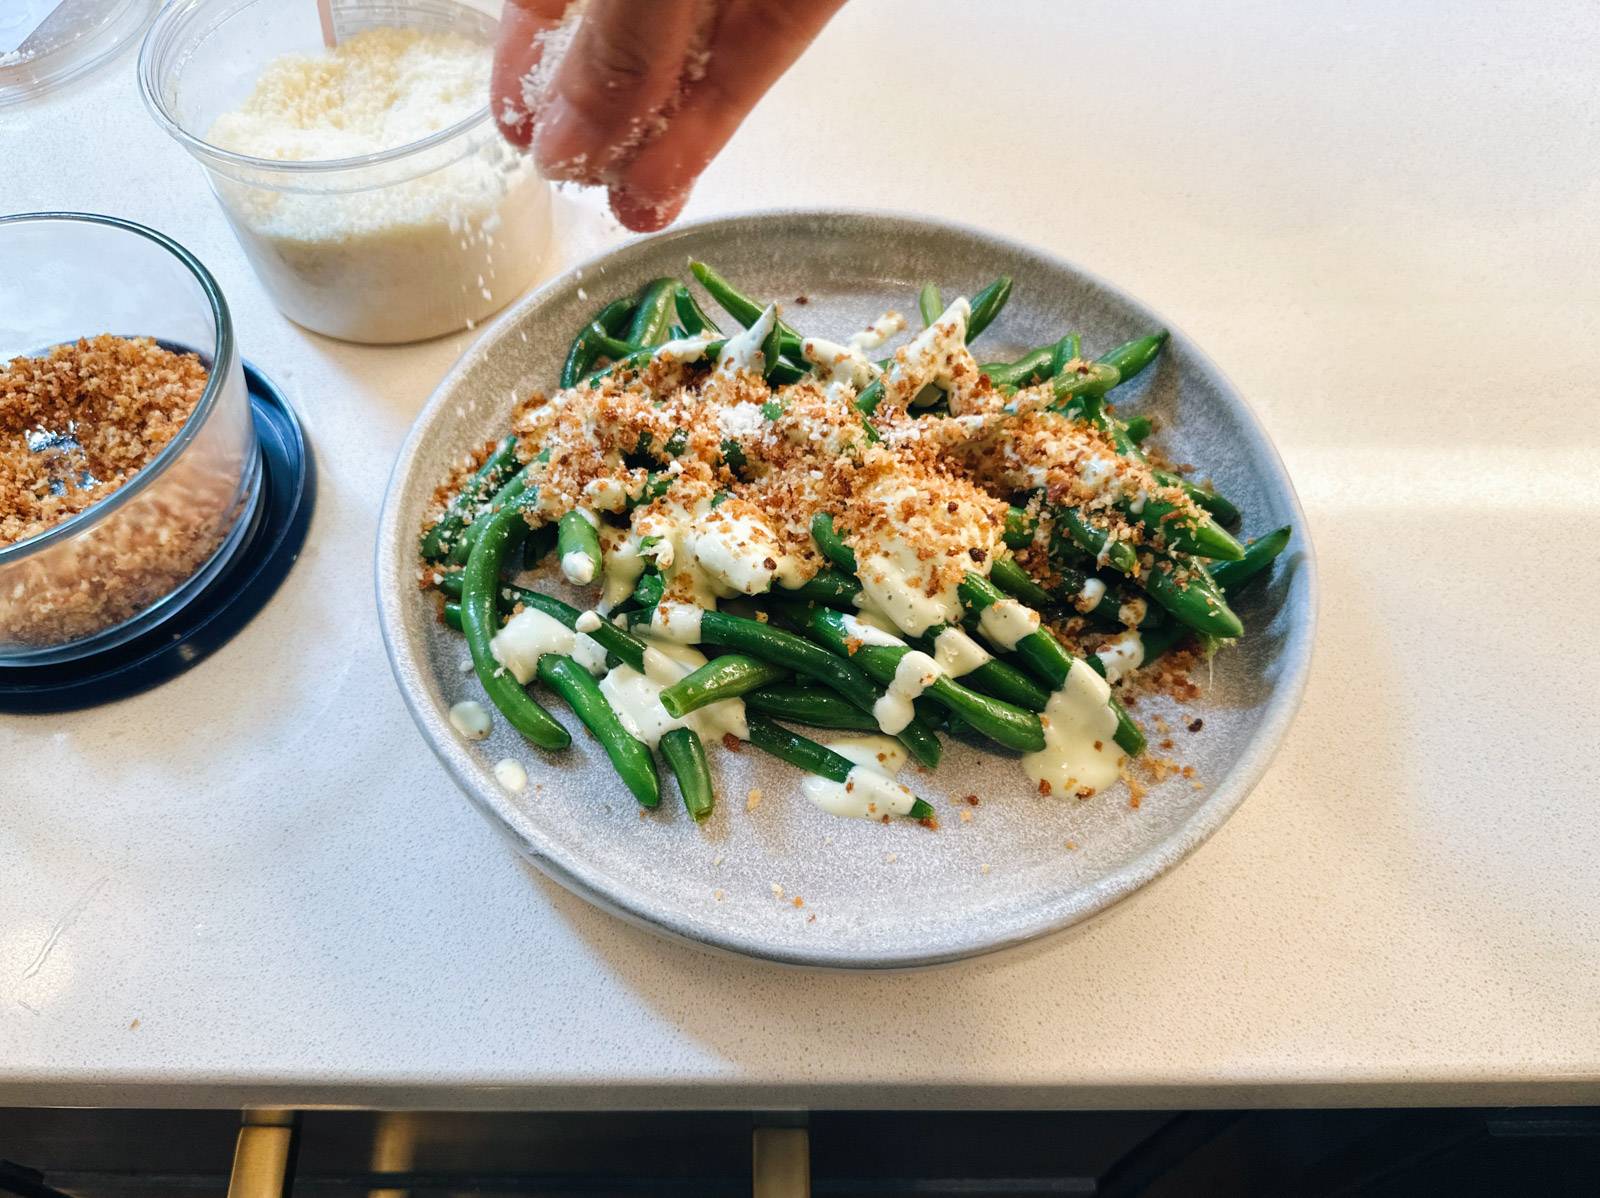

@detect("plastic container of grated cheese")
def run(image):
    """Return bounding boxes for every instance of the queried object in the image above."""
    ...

[138,0,551,345]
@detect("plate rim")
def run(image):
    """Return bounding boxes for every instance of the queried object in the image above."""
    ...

[375,205,1318,970]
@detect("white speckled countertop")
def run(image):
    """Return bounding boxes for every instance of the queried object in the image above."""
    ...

[3,0,1598,1109]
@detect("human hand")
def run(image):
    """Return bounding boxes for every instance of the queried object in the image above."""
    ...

[493,0,845,232]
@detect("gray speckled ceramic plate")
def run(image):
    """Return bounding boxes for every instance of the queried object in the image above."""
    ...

[376,209,1315,969]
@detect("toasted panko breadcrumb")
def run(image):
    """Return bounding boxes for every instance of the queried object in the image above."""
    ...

[1,336,208,547]
[0,336,240,648]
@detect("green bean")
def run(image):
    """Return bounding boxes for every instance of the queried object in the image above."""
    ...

[1066,392,1245,539]
[854,377,884,415]
[631,571,664,610]
[1144,556,1244,640]
[780,568,862,609]
[744,714,936,821]
[625,607,874,710]
[420,435,519,562]
[783,603,1045,754]
[536,653,659,807]
[584,326,638,361]
[659,654,789,718]
[957,574,1070,688]
[758,307,785,382]
[621,606,943,768]
[460,500,570,750]
[981,347,1053,390]
[450,466,534,565]
[673,284,721,336]
[957,576,1144,756]
[1131,490,1244,560]
[744,685,879,731]
[556,510,602,585]
[1113,527,1289,673]
[1058,506,1141,574]
[1097,330,1168,384]
[1207,525,1291,596]
[573,609,647,671]
[659,727,714,821]
[688,261,805,358]
[805,516,1049,711]
[1004,505,1037,550]
[1110,700,1147,757]
[917,283,943,327]
[443,601,462,631]
[1124,414,1153,444]
[1051,360,1121,405]
[989,557,1056,610]
[965,276,1013,342]
[1049,332,1084,379]
[1154,469,1242,527]
[625,277,679,347]
[810,512,858,573]
[560,296,635,388]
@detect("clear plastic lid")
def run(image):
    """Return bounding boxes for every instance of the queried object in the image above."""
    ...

[0,0,159,107]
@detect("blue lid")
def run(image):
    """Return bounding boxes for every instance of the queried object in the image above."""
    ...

[0,359,314,712]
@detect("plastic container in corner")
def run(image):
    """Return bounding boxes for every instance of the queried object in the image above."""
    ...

[138,0,552,345]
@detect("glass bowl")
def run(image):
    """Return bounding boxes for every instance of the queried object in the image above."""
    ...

[0,212,261,666]
[137,0,552,345]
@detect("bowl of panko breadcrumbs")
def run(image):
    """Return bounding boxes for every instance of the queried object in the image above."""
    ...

[0,213,261,665]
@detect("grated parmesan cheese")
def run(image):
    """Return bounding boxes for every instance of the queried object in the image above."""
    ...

[206,28,550,344]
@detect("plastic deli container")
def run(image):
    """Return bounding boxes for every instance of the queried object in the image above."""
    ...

[0,213,260,665]
[138,0,551,345]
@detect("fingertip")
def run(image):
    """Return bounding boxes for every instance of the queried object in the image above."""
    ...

[491,2,547,148]
[609,183,691,233]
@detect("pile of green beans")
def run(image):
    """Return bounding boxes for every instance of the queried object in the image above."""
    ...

[419,260,1293,823]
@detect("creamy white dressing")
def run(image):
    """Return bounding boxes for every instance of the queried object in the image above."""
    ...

[851,473,1000,637]
[448,699,491,740]
[829,735,909,775]
[686,500,803,594]
[1095,631,1145,684]
[886,297,973,401]
[654,333,718,363]
[572,631,609,676]
[932,626,992,676]
[561,549,596,585]
[1023,660,1123,796]
[977,598,1040,650]
[847,310,907,352]
[800,733,918,820]
[715,303,776,375]
[599,638,747,748]
[840,613,905,648]
[649,602,704,643]
[631,491,799,604]
[1117,597,1147,627]
[870,648,942,735]
[802,335,880,402]
[1078,577,1107,611]
[856,532,960,637]
[599,536,645,611]
[493,758,528,792]
[490,607,575,684]
[581,477,630,512]
[1078,454,1118,494]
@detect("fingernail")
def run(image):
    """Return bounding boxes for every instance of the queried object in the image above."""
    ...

[610,182,690,233]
